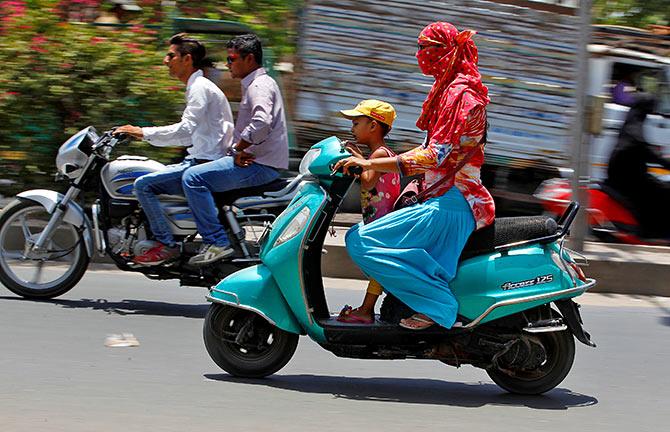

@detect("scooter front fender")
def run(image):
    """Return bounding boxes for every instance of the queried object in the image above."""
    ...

[206,264,304,335]
[16,190,94,257]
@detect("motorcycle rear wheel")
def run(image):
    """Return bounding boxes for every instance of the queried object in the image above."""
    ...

[203,304,298,378]
[0,199,89,299]
[486,330,575,395]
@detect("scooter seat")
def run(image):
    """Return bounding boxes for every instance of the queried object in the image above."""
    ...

[460,216,558,261]
[213,178,291,206]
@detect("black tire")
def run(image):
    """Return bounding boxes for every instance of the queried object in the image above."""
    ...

[487,330,575,395]
[203,304,299,378]
[0,199,89,299]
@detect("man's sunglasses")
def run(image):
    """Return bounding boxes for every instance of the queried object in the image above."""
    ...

[226,54,242,64]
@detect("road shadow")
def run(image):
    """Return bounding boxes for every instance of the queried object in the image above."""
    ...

[204,373,597,410]
[647,298,670,327]
[0,295,208,319]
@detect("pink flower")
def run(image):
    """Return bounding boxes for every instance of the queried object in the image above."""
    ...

[90,36,105,45]
[31,35,49,54]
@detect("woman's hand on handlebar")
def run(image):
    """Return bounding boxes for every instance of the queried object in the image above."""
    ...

[113,125,143,140]
[333,156,371,177]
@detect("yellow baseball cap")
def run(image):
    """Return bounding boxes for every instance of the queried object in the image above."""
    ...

[339,99,396,128]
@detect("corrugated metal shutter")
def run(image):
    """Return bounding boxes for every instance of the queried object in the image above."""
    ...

[295,0,580,170]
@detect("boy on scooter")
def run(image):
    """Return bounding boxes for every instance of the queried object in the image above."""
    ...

[336,100,401,324]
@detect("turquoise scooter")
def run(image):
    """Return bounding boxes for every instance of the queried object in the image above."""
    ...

[203,136,596,395]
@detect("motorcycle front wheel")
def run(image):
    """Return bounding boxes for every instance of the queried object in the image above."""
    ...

[203,304,298,378]
[486,329,575,395]
[0,199,89,299]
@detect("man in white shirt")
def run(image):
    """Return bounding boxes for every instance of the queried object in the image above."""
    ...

[115,34,233,265]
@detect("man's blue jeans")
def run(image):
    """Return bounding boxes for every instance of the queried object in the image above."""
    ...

[133,159,197,246]
[182,157,279,246]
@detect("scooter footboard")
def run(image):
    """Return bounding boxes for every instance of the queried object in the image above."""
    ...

[206,264,304,335]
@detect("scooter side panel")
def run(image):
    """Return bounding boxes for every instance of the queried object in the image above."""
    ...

[261,181,329,342]
[451,244,581,324]
[207,264,304,335]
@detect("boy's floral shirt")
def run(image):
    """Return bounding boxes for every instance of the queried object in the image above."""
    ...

[361,146,401,224]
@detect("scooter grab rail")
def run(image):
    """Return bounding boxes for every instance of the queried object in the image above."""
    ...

[489,201,580,254]
[557,201,580,233]
[461,278,596,329]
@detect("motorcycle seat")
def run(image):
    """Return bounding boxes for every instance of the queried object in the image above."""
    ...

[594,182,638,213]
[214,178,294,206]
[460,216,558,261]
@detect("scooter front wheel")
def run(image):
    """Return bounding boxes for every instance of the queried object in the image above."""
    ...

[203,304,298,378]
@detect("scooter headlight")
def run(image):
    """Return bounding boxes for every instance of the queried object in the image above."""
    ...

[274,206,311,246]
[298,148,321,176]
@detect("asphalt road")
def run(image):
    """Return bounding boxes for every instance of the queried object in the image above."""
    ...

[1,268,669,432]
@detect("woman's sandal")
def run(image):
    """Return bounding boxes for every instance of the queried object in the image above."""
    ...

[399,314,435,330]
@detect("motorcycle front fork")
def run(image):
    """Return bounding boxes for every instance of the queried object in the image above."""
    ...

[222,205,251,257]
[32,186,81,251]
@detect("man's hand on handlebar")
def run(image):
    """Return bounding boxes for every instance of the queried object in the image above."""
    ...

[332,156,370,177]
[113,125,143,140]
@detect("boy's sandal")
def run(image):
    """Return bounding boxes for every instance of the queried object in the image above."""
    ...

[399,314,435,330]
[337,305,374,324]
[337,311,374,324]
[338,305,353,318]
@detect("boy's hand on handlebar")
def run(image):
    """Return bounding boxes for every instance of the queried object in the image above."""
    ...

[113,125,143,140]
[343,141,364,158]
[333,156,370,177]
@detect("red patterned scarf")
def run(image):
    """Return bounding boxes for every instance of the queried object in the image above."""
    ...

[415,22,489,143]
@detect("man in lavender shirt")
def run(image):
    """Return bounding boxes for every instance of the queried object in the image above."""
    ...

[183,34,289,266]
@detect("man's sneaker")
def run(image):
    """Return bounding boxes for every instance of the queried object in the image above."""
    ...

[188,244,235,266]
[133,243,179,265]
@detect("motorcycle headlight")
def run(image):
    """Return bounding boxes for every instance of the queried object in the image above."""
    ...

[274,206,311,247]
[298,148,321,176]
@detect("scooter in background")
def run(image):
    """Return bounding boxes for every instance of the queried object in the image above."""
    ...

[535,177,670,246]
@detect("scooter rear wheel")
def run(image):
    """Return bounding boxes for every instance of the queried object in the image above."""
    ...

[203,304,298,378]
[486,330,575,395]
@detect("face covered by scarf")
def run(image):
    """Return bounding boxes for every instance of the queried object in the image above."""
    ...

[415,22,489,144]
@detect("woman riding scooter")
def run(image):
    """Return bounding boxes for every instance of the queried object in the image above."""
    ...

[334,22,495,330]
[605,95,670,239]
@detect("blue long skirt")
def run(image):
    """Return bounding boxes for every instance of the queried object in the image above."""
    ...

[345,186,475,328]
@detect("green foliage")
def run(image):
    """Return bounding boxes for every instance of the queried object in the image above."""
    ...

[175,0,300,58]
[593,0,670,27]
[0,0,185,192]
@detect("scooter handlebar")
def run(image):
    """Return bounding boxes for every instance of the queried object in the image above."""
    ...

[331,164,363,177]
